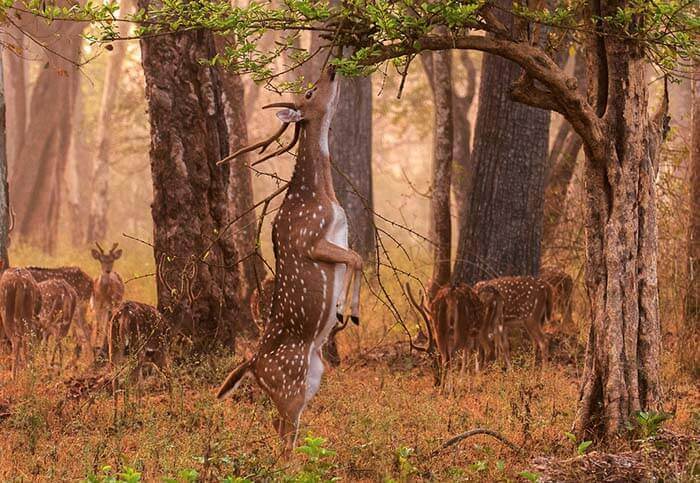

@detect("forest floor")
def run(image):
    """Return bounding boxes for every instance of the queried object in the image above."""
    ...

[0,331,698,482]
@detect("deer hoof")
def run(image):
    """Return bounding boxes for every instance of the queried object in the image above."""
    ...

[350,315,360,326]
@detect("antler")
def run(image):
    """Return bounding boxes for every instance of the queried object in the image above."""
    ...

[405,283,435,354]
[109,243,119,255]
[251,122,302,166]
[95,241,106,255]
[217,101,301,166]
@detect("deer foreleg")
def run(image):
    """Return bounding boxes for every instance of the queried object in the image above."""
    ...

[335,267,353,322]
[349,268,362,325]
[309,239,363,322]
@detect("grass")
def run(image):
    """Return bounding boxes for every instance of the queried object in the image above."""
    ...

[1,246,698,481]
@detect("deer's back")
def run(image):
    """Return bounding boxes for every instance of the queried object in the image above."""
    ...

[475,276,548,321]
[26,266,93,303]
[38,279,77,337]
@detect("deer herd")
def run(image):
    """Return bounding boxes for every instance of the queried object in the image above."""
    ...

[0,241,167,380]
[0,66,575,454]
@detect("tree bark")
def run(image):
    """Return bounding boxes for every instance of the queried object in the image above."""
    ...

[216,39,264,336]
[86,0,134,243]
[573,9,664,437]
[421,50,453,296]
[681,64,699,375]
[66,84,90,245]
[2,28,27,169]
[139,6,241,347]
[0,49,10,269]
[452,52,477,225]
[453,47,550,284]
[329,66,375,262]
[9,15,83,252]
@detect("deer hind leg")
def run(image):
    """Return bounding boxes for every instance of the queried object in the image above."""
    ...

[273,392,307,456]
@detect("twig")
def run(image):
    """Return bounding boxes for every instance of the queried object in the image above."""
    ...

[431,428,523,457]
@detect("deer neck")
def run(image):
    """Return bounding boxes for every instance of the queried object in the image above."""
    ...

[289,117,337,204]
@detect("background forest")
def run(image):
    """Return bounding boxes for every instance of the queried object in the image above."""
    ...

[0,0,698,481]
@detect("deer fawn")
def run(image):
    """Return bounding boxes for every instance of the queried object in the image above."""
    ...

[37,279,78,370]
[108,301,169,382]
[217,66,363,453]
[474,276,552,364]
[540,267,573,326]
[91,243,125,355]
[27,266,94,362]
[0,266,41,378]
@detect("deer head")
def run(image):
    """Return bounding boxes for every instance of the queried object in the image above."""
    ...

[218,66,339,167]
[91,242,123,274]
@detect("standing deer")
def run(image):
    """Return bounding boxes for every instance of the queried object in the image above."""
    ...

[109,301,169,382]
[474,276,552,364]
[37,279,78,369]
[26,266,94,362]
[91,242,125,355]
[216,66,363,453]
[540,267,573,326]
[0,266,40,378]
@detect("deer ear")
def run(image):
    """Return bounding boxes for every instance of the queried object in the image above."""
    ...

[275,108,303,123]
[113,249,123,260]
[91,249,101,260]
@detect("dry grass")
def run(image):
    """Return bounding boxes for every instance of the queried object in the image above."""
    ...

[1,247,698,482]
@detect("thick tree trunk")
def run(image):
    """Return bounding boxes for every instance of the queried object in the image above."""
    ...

[139,7,241,347]
[452,52,477,225]
[329,72,375,262]
[453,51,550,284]
[421,50,453,296]
[216,41,264,336]
[9,16,83,252]
[0,50,10,269]
[86,0,134,243]
[574,33,663,439]
[681,65,700,375]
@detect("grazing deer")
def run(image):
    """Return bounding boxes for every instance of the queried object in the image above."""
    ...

[37,279,78,369]
[0,266,40,378]
[540,267,573,326]
[26,266,94,361]
[108,301,169,381]
[474,276,552,363]
[407,283,505,387]
[217,66,363,453]
[91,242,125,354]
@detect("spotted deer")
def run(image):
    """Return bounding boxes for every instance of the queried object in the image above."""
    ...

[26,266,94,361]
[216,66,363,453]
[540,267,573,326]
[109,301,169,381]
[37,279,78,369]
[0,266,41,378]
[474,276,552,364]
[91,243,125,354]
[407,282,506,387]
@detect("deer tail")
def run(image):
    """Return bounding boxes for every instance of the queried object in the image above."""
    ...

[217,359,254,399]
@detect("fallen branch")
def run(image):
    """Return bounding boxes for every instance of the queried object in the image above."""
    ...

[432,428,523,456]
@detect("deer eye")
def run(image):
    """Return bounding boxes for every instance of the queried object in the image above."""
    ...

[305,89,314,99]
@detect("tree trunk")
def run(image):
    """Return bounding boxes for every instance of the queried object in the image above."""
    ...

[9,16,83,252]
[421,50,453,296]
[66,84,90,246]
[216,39,264,336]
[0,49,10,269]
[574,27,664,438]
[139,7,241,347]
[2,28,27,169]
[453,51,550,284]
[542,52,586,245]
[86,0,134,243]
[681,64,699,375]
[452,52,477,225]
[329,69,375,262]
